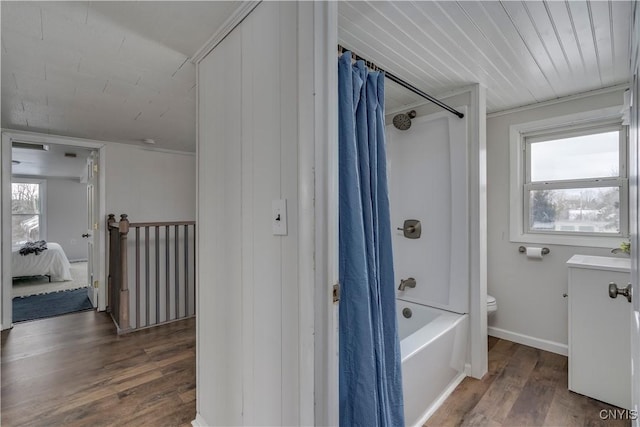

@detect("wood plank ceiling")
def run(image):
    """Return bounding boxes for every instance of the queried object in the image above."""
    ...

[1,1,633,150]
[338,1,633,114]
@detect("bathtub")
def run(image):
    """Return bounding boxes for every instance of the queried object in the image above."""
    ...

[398,299,469,427]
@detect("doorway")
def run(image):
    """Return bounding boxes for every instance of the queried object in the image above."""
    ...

[1,132,105,328]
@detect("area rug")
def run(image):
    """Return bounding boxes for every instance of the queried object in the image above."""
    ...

[13,288,93,323]
[12,261,88,298]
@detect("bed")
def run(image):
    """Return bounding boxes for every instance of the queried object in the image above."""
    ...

[12,242,73,281]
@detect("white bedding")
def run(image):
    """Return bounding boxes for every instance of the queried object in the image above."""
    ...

[12,242,73,281]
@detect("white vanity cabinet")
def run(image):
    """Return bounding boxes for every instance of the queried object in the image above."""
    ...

[567,255,631,409]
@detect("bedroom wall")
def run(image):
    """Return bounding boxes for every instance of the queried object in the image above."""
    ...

[1,133,196,329]
[46,178,87,261]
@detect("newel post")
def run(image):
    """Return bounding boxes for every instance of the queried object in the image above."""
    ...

[119,214,131,331]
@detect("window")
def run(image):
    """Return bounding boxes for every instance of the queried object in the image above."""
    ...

[11,180,46,246]
[510,107,628,247]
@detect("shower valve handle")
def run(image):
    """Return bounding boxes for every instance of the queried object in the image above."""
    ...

[397,220,421,239]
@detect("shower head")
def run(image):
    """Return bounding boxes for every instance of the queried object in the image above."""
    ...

[392,110,417,130]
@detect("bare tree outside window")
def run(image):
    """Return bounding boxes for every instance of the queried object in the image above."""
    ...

[526,127,625,236]
[531,190,556,225]
[12,182,41,245]
[529,187,620,234]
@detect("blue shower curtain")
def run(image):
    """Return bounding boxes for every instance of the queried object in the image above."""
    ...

[338,52,404,427]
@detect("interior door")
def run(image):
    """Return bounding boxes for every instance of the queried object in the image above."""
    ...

[85,151,98,308]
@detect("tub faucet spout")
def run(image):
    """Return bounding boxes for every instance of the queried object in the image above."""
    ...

[398,277,416,291]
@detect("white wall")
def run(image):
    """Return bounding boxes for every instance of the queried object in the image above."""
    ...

[628,1,639,421]
[103,144,195,221]
[487,88,627,354]
[196,2,328,425]
[102,143,196,320]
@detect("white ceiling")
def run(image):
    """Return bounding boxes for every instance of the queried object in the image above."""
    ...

[338,0,633,114]
[1,1,240,151]
[12,143,93,179]
[1,1,633,151]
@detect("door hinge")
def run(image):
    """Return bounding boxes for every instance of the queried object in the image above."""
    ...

[93,164,98,173]
[94,280,99,288]
[93,223,98,230]
[332,283,340,303]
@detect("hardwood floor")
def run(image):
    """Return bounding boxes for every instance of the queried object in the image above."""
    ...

[2,316,630,427]
[1,310,195,427]
[425,336,631,427]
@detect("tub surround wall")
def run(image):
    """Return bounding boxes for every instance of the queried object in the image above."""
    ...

[387,85,487,380]
[388,110,469,314]
[486,88,627,355]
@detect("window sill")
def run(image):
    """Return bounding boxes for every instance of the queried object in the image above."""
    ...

[510,232,627,249]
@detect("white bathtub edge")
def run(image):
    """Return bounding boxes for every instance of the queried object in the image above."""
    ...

[411,371,467,427]
[488,326,568,356]
[401,312,467,362]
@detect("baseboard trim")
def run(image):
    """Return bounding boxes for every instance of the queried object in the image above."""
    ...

[191,413,211,427]
[115,314,196,335]
[488,326,568,356]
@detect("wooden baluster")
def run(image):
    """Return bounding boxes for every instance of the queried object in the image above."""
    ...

[165,225,170,322]
[107,214,116,313]
[135,227,140,329]
[184,224,189,317]
[175,225,179,319]
[106,218,196,331]
[145,226,150,327]
[193,224,196,316]
[155,225,160,324]
[118,214,130,331]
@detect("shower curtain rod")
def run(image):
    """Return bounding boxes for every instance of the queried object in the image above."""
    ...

[338,45,464,119]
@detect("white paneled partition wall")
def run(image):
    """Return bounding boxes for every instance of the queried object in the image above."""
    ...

[196,2,335,426]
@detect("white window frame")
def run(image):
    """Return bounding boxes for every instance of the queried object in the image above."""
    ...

[11,178,47,245]
[510,106,628,248]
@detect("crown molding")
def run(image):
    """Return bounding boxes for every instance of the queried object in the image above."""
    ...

[487,83,629,119]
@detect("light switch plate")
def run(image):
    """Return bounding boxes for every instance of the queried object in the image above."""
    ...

[272,199,287,236]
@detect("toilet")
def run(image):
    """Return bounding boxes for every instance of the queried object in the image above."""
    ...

[487,294,497,316]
